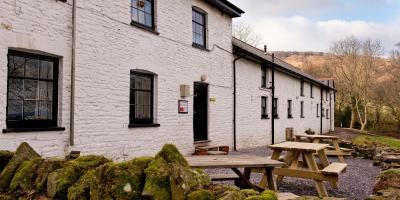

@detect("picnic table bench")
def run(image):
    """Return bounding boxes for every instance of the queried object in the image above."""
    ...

[295,134,352,163]
[268,141,347,197]
[186,155,286,192]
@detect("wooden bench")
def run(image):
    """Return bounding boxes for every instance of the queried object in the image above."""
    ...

[321,162,347,175]
[210,173,240,181]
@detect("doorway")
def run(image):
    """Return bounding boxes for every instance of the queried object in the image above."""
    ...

[193,82,208,142]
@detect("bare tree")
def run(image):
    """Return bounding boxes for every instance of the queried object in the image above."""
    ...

[233,21,262,47]
[330,37,383,130]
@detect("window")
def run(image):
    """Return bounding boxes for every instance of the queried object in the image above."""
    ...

[322,106,325,117]
[300,80,304,96]
[288,100,293,118]
[300,101,305,118]
[261,65,267,88]
[130,71,154,125]
[273,98,279,118]
[131,0,154,29]
[261,96,268,119]
[326,90,329,101]
[192,8,206,48]
[326,109,329,119]
[310,84,314,98]
[6,51,59,128]
[317,104,320,117]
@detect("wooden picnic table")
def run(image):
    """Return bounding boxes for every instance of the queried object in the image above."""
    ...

[295,134,351,163]
[186,155,286,192]
[268,141,347,197]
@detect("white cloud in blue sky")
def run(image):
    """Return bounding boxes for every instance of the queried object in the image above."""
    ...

[230,0,400,53]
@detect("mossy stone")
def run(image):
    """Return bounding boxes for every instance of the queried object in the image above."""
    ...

[187,190,216,200]
[0,151,14,174]
[0,142,40,192]
[218,190,245,200]
[209,185,239,198]
[240,189,260,197]
[378,169,400,181]
[68,156,153,200]
[142,157,171,200]
[155,144,188,167]
[35,158,65,193]
[243,190,277,200]
[47,155,111,199]
[9,157,44,191]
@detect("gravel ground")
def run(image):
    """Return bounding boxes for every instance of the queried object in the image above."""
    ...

[205,147,380,200]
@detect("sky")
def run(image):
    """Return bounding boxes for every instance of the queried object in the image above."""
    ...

[229,0,400,54]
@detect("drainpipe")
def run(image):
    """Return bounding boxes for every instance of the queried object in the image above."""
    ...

[233,56,241,151]
[70,0,77,146]
[329,90,332,132]
[271,54,275,144]
[320,87,323,135]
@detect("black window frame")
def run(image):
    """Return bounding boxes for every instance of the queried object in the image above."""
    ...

[287,100,293,119]
[6,50,59,129]
[310,83,314,98]
[129,71,154,125]
[261,65,267,88]
[131,0,156,31]
[273,98,279,119]
[192,7,207,49]
[300,101,305,118]
[261,96,268,119]
[326,109,330,119]
[300,80,304,96]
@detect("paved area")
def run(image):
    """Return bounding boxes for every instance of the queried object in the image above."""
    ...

[206,146,380,200]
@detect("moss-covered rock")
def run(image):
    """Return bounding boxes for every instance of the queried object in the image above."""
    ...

[9,157,44,191]
[47,155,111,199]
[218,190,245,200]
[0,194,18,200]
[155,144,188,167]
[68,156,153,200]
[142,157,171,200]
[240,189,260,197]
[377,169,400,181]
[209,185,239,198]
[187,190,216,200]
[0,143,40,192]
[35,158,65,193]
[374,169,400,193]
[244,190,277,200]
[0,151,14,174]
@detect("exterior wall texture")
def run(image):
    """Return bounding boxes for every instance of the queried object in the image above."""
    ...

[0,0,335,159]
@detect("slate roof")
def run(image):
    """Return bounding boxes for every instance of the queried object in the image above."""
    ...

[232,37,335,90]
[203,0,244,17]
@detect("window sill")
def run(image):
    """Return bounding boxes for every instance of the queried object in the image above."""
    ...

[259,87,270,91]
[261,115,270,119]
[273,115,279,119]
[130,21,160,36]
[2,127,66,134]
[129,123,160,128]
[192,44,209,52]
[288,116,293,119]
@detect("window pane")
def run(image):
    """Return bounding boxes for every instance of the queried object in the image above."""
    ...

[8,56,24,77]
[132,0,138,8]
[39,81,53,101]
[135,91,151,105]
[24,79,38,100]
[8,79,23,100]
[144,0,152,13]
[24,100,38,120]
[25,58,39,78]
[135,105,151,119]
[39,101,52,120]
[138,10,145,24]
[7,100,23,120]
[40,60,53,79]
[145,13,152,27]
[131,8,138,21]
[134,75,151,90]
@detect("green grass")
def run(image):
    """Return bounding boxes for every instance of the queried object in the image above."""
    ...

[352,134,400,149]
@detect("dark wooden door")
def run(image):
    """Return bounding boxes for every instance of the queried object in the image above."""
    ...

[193,82,208,141]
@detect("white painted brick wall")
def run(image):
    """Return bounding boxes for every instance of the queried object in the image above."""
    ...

[0,0,335,160]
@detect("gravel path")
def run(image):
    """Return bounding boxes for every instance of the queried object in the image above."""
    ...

[206,147,380,200]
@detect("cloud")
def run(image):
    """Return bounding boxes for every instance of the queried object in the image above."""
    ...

[241,16,400,53]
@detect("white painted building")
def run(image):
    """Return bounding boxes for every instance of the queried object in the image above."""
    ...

[0,0,334,159]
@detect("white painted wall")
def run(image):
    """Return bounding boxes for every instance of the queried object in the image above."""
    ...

[0,0,335,160]
[236,58,335,148]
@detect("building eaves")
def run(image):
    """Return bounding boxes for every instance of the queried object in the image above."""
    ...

[203,0,245,18]
[232,37,335,90]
